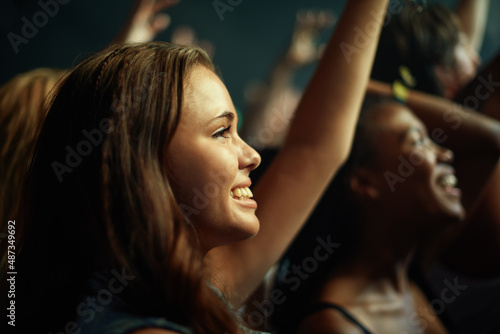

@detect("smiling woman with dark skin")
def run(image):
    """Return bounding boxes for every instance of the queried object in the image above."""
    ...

[274,84,500,333]
[298,102,459,334]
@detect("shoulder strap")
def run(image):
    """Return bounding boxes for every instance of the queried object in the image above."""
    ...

[304,302,373,334]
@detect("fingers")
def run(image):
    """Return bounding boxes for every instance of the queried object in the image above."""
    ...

[153,0,180,13]
[285,9,336,67]
[296,9,336,31]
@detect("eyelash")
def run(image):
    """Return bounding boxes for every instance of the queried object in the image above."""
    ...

[213,125,231,139]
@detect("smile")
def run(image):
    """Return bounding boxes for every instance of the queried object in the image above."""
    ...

[438,173,457,188]
[230,187,253,200]
[437,173,461,196]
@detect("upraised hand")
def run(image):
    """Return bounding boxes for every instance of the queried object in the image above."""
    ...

[171,25,216,58]
[285,9,336,68]
[115,0,179,44]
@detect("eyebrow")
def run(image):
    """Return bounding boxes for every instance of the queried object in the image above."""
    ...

[208,111,236,125]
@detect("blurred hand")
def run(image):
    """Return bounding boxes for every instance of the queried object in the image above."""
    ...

[171,25,216,58]
[117,0,179,44]
[285,9,336,68]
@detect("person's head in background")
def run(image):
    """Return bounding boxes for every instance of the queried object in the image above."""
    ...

[322,96,463,260]
[372,4,480,99]
[272,95,464,333]
[344,97,463,245]
[0,67,65,238]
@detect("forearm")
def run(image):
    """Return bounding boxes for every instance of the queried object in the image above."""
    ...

[284,0,389,168]
[406,89,500,155]
[455,0,490,51]
[209,0,390,307]
[369,79,500,152]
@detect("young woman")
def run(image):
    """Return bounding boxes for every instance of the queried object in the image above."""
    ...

[3,0,390,333]
[273,83,500,333]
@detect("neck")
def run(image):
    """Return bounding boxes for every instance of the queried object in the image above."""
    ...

[336,210,424,292]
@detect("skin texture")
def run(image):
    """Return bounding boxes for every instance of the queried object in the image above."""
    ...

[299,282,446,334]
[167,66,261,252]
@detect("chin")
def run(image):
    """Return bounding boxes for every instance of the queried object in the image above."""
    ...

[438,203,465,224]
[235,216,261,240]
[205,217,260,249]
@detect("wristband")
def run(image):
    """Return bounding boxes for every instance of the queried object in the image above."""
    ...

[392,79,409,103]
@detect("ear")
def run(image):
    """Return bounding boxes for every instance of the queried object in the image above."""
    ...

[349,167,380,200]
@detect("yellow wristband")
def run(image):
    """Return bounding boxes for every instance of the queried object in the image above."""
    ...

[392,79,409,103]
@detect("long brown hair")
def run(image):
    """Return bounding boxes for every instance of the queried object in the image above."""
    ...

[12,42,238,333]
[0,68,65,273]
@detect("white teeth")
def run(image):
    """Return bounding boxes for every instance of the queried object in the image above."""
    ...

[438,174,457,188]
[230,187,253,200]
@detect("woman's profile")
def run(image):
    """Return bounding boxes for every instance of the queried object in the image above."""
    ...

[2,0,391,333]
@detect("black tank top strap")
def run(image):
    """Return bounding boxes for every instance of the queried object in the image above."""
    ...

[304,302,373,334]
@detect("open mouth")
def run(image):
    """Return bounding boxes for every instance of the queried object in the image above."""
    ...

[436,173,461,196]
[230,187,253,201]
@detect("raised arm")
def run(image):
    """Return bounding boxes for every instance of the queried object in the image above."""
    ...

[455,0,490,52]
[207,0,390,307]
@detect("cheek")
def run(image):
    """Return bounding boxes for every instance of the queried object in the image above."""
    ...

[170,146,238,208]
[408,149,435,178]
[386,148,436,195]
[167,141,209,203]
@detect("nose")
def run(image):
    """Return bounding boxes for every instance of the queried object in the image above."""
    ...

[435,143,454,163]
[238,137,261,172]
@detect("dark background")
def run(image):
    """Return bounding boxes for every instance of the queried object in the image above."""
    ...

[1,0,499,114]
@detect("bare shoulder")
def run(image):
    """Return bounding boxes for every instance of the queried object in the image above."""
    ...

[298,308,365,334]
[131,329,181,334]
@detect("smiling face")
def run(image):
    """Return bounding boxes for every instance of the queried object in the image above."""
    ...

[166,66,261,252]
[366,103,464,224]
